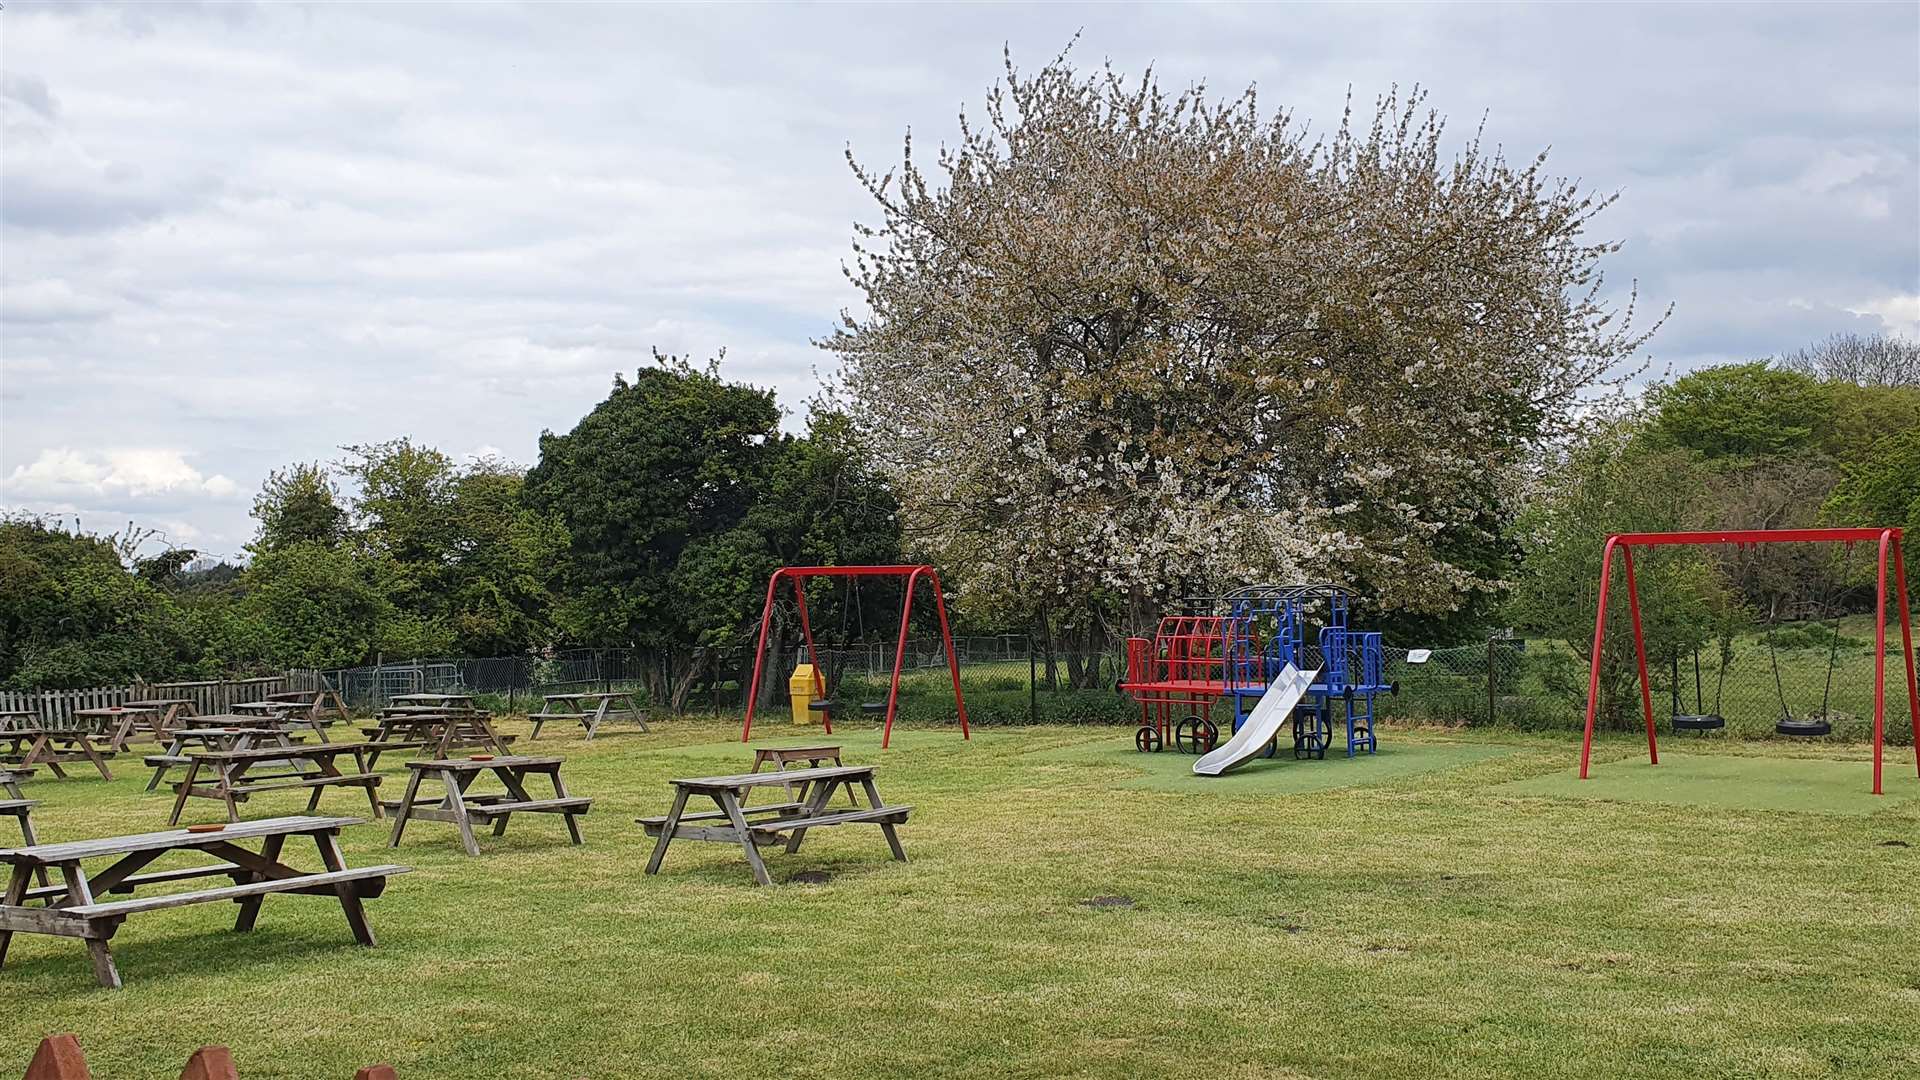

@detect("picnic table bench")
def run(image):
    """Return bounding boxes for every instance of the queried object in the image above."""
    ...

[72,706,168,752]
[230,700,337,741]
[637,765,909,886]
[144,725,308,792]
[1,710,38,732]
[1,729,113,781]
[0,769,46,888]
[388,693,479,710]
[0,815,409,988]
[362,710,512,766]
[264,688,352,723]
[168,742,385,825]
[387,755,590,856]
[750,743,857,805]
[122,697,198,731]
[531,691,649,740]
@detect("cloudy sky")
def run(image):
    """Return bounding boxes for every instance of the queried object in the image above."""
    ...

[3,2,1917,558]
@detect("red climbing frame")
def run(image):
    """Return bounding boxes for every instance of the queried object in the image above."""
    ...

[741,565,970,749]
[1579,528,1919,794]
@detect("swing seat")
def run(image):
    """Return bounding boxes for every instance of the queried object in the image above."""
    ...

[859,701,889,714]
[1776,717,1832,737]
[807,699,837,712]
[1672,713,1725,732]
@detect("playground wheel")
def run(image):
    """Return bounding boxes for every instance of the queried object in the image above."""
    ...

[1198,718,1219,753]
[1134,725,1163,753]
[1173,716,1208,755]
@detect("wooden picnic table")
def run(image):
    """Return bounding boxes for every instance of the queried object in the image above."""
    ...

[0,710,36,732]
[0,815,410,988]
[264,688,352,723]
[121,697,198,731]
[388,693,478,710]
[168,742,385,825]
[750,744,856,805]
[0,770,45,888]
[72,706,168,752]
[531,691,649,740]
[637,765,909,886]
[230,700,337,741]
[145,726,307,792]
[1,729,113,781]
[362,711,511,767]
[387,755,591,856]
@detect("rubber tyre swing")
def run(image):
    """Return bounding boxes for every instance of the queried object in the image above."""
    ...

[1776,717,1833,737]
[1672,713,1726,732]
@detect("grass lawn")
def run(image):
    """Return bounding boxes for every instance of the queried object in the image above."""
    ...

[6,718,1919,1078]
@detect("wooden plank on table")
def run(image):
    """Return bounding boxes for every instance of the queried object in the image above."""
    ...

[66,865,410,918]
[670,765,875,789]
[0,816,361,864]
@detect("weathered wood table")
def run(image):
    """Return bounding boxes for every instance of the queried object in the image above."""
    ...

[388,693,478,711]
[0,769,46,888]
[72,706,166,752]
[1,729,113,781]
[637,765,909,886]
[0,710,36,732]
[231,700,336,741]
[0,815,410,989]
[121,697,198,732]
[145,725,307,792]
[749,744,856,805]
[169,742,384,824]
[265,688,352,724]
[363,711,510,767]
[387,755,591,856]
[530,691,649,740]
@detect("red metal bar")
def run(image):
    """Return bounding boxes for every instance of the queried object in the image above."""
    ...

[1873,531,1891,794]
[1604,529,1896,546]
[766,565,935,577]
[1578,537,1620,779]
[1620,545,1659,766]
[926,569,970,740]
[739,571,783,742]
[1894,541,1920,776]
[880,567,922,750]
[792,579,830,735]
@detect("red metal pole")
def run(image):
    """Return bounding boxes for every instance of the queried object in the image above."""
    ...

[881,567,922,749]
[927,569,970,740]
[1893,538,1920,778]
[740,571,784,742]
[1620,546,1659,766]
[1579,538,1620,779]
[792,578,830,735]
[1873,531,1891,794]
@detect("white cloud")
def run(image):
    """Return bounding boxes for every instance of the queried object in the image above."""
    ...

[1847,294,1920,337]
[2,448,241,502]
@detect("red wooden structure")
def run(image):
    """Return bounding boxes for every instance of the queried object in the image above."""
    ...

[741,565,969,749]
[1579,528,1919,793]
[1119,615,1238,745]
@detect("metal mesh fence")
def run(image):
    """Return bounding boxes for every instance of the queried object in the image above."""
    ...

[287,631,1912,742]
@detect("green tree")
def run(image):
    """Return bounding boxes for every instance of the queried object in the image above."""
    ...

[1645,362,1830,462]
[1507,423,1739,727]
[1822,427,1920,570]
[250,463,347,554]
[226,542,390,670]
[0,516,200,688]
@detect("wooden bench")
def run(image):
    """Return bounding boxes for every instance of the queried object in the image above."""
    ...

[530,692,648,740]
[0,815,410,988]
[170,743,386,824]
[387,756,591,856]
[1,729,114,781]
[640,765,909,885]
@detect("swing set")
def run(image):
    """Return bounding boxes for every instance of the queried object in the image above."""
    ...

[740,565,970,749]
[1578,527,1919,794]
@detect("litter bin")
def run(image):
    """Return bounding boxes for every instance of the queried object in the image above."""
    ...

[788,663,823,726]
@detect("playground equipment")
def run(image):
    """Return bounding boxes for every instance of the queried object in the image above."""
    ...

[1578,528,1919,794]
[1670,643,1728,733]
[741,565,970,749]
[1192,664,1319,776]
[1119,584,1395,764]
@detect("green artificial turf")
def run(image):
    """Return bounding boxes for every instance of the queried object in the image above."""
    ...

[1497,750,1920,816]
[5,720,1919,1079]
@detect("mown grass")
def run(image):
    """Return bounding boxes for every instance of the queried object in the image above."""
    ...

[5,717,1919,1079]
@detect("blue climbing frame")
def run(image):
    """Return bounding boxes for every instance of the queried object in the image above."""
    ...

[1219,584,1393,759]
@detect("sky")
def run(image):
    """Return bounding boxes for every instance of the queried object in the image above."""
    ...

[3,2,1917,559]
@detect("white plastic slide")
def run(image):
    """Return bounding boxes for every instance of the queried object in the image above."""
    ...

[1192,664,1321,777]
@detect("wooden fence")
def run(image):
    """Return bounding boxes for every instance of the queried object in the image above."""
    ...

[0,677,287,728]
[24,1035,396,1079]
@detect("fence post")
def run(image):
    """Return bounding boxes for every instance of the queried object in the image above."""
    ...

[1029,638,1038,725]
[1487,637,1497,726]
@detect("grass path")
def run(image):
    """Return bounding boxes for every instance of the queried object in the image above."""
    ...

[5,720,1918,1078]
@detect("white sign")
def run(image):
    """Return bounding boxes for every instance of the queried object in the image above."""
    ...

[1405,649,1433,664]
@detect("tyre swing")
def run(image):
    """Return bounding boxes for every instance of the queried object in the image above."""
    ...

[1763,545,1856,739]
[1670,644,1727,734]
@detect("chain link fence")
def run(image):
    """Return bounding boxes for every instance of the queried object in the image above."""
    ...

[288,629,1912,743]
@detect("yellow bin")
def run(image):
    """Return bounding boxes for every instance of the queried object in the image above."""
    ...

[788,663,823,725]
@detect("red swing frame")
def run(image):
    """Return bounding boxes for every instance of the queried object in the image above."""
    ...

[1579,528,1919,794]
[740,565,970,749]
